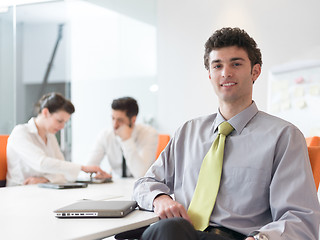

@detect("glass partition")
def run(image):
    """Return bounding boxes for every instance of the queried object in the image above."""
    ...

[14,0,72,158]
[0,6,15,134]
[0,0,157,164]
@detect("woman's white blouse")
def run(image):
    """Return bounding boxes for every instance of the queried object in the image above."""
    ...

[6,118,81,186]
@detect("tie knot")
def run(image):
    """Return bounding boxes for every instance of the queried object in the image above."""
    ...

[218,122,234,136]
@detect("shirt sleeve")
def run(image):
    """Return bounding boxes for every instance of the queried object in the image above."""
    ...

[8,126,81,182]
[259,126,320,239]
[121,126,159,178]
[43,173,67,183]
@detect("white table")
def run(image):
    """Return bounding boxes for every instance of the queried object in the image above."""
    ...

[0,178,159,240]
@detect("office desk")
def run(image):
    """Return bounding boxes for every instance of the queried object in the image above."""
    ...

[0,178,159,240]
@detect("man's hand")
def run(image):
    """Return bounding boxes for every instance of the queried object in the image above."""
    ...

[81,165,112,179]
[114,124,133,141]
[245,238,254,240]
[153,194,191,223]
[24,176,49,185]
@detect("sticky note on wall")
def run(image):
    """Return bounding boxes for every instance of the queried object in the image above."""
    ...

[310,85,320,96]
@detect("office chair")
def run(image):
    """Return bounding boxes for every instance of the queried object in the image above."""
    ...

[155,134,170,159]
[306,136,320,191]
[0,135,9,187]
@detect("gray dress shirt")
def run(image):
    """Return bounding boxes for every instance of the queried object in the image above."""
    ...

[133,102,320,240]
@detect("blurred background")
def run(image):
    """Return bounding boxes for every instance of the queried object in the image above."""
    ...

[1,0,320,166]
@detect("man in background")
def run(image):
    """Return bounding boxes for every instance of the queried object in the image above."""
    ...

[88,96,158,178]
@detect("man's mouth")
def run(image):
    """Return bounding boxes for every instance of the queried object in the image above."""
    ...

[221,82,236,87]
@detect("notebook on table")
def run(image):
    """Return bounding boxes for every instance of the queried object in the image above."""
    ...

[38,182,88,189]
[54,200,137,218]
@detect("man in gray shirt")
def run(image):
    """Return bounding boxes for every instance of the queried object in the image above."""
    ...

[133,27,320,240]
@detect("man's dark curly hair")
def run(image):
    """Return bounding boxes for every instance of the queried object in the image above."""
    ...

[204,27,262,70]
[111,96,139,118]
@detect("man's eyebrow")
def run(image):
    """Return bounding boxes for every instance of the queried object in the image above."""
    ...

[230,57,245,61]
[210,59,221,64]
[211,57,245,65]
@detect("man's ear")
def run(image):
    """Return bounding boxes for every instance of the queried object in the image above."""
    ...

[252,64,261,83]
[131,116,137,126]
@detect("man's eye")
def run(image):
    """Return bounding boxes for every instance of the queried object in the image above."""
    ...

[213,64,221,69]
[233,63,241,66]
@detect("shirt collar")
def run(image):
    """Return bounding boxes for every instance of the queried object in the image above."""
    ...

[214,101,259,135]
[26,117,51,141]
[26,117,39,134]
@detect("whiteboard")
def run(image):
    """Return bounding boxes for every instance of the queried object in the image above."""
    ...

[268,60,320,137]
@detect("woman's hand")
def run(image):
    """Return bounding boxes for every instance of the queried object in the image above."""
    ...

[81,165,112,179]
[24,176,49,185]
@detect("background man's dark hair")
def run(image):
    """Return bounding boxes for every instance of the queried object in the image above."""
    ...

[36,92,75,115]
[204,27,262,70]
[111,97,139,118]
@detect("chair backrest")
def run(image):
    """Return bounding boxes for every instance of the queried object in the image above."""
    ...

[306,136,320,191]
[155,134,170,159]
[0,135,9,187]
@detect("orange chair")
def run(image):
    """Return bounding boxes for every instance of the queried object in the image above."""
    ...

[306,136,320,191]
[0,135,9,187]
[155,134,170,159]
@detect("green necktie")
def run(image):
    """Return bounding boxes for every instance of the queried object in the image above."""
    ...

[188,121,234,231]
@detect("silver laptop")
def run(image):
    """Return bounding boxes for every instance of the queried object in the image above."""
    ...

[76,177,112,184]
[54,200,137,218]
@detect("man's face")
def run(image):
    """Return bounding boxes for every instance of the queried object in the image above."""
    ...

[208,46,260,106]
[111,110,132,131]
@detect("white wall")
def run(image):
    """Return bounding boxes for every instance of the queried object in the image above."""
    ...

[156,0,320,135]
[70,1,157,165]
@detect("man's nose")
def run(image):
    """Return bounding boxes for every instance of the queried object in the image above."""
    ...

[113,121,119,129]
[222,66,233,78]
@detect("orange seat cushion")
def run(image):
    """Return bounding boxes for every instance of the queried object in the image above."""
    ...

[156,135,170,159]
[0,135,9,184]
[306,136,320,190]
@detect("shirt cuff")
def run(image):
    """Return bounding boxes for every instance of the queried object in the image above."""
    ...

[64,162,82,182]
[44,174,67,183]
